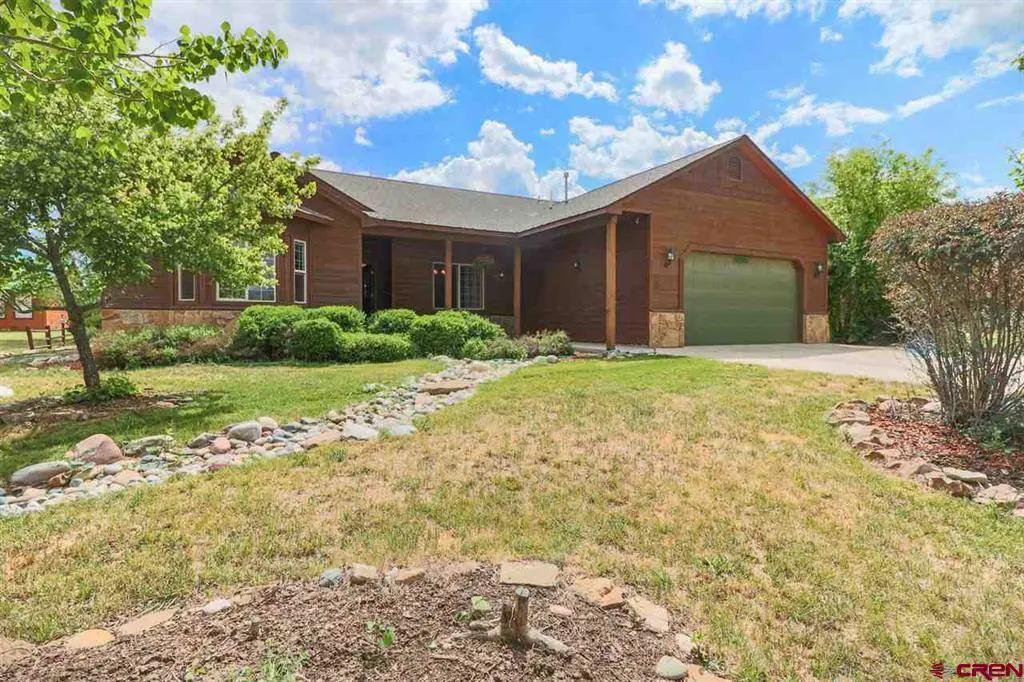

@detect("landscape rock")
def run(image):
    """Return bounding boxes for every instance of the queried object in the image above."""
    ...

[840,423,894,449]
[419,380,473,395]
[974,484,1022,506]
[123,435,173,456]
[341,422,379,441]
[896,458,939,479]
[395,567,425,583]
[318,568,344,588]
[188,434,214,449]
[110,469,142,486]
[686,665,730,682]
[227,421,262,443]
[201,598,232,615]
[499,560,559,587]
[206,454,235,471]
[210,437,232,454]
[626,596,670,633]
[655,656,688,680]
[921,472,972,497]
[10,461,71,488]
[827,409,871,426]
[570,577,625,608]
[941,467,988,485]
[548,605,573,618]
[380,419,417,437]
[117,609,177,636]
[675,632,695,657]
[73,434,123,465]
[349,563,379,584]
[920,401,942,414]
[301,429,342,448]
[64,629,115,650]
[258,416,279,431]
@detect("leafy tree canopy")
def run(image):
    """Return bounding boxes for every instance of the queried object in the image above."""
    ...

[0,0,286,130]
[809,142,954,343]
[0,92,316,387]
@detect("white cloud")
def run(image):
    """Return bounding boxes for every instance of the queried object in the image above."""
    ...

[568,114,737,180]
[473,25,617,101]
[197,77,304,146]
[317,159,344,172]
[819,27,843,42]
[769,84,806,100]
[978,93,1024,109]
[770,143,813,168]
[838,0,1024,77]
[714,117,747,133]
[641,0,825,21]
[701,30,713,42]
[810,61,824,75]
[754,92,890,143]
[393,120,585,198]
[960,171,985,185]
[630,42,722,116]
[353,126,373,147]
[896,42,1019,117]
[962,185,1010,201]
[539,128,556,136]
[147,0,486,123]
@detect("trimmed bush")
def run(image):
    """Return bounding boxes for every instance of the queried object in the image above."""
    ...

[308,305,365,332]
[367,308,419,335]
[409,313,470,357]
[289,317,343,361]
[338,332,416,363]
[436,309,505,341]
[234,305,309,359]
[96,325,227,369]
[517,330,572,357]
[461,336,527,361]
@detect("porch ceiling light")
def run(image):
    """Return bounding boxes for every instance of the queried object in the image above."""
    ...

[572,259,581,271]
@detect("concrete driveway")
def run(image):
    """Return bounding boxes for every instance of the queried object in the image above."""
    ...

[577,343,921,383]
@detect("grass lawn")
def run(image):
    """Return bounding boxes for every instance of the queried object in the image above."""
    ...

[2,356,1023,680]
[0,359,438,480]
[0,330,31,354]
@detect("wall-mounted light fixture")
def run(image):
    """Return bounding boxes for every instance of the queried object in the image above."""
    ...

[665,247,677,267]
[498,270,505,280]
[813,261,825,277]
[572,259,581,271]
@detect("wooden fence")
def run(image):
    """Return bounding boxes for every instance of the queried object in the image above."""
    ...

[24,322,70,351]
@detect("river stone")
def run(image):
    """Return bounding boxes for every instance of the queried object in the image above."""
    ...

[342,423,379,441]
[499,561,559,587]
[206,454,235,471]
[10,461,71,488]
[64,629,114,650]
[210,437,232,454]
[380,419,416,437]
[188,434,213,449]
[124,435,173,457]
[111,469,142,486]
[226,421,261,443]
[655,656,688,680]
[73,434,123,465]
[257,416,279,431]
[301,429,342,448]
[318,568,344,588]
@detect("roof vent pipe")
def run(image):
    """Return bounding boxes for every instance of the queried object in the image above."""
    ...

[563,171,569,203]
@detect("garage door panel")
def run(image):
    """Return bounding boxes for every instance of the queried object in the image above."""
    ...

[684,252,798,345]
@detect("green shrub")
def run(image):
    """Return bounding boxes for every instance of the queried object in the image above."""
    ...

[63,374,138,404]
[436,309,505,341]
[409,313,470,357]
[96,324,227,369]
[367,308,419,335]
[338,332,416,363]
[461,336,527,361]
[308,305,365,332]
[234,305,309,359]
[289,317,343,361]
[516,330,572,357]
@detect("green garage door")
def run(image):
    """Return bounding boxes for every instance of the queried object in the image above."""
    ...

[684,252,799,345]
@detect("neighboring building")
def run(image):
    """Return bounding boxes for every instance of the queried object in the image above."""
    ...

[0,297,67,331]
[102,136,844,347]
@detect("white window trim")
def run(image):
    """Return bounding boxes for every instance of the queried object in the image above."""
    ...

[293,239,308,304]
[177,267,196,302]
[13,296,32,319]
[215,255,277,303]
[432,262,485,311]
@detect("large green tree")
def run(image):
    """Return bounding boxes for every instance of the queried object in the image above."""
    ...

[810,143,954,343]
[0,0,286,130]
[0,93,315,389]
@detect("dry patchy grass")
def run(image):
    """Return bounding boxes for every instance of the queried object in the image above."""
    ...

[1,357,1023,680]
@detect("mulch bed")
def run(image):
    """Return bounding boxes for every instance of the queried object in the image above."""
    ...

[869,406,1024,490]
[0,565,679,681]
[0,392,197,430]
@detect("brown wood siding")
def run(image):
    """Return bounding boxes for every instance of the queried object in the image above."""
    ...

[616,214,649,345]
[391,238,444,314]
[625,147,829,316]
[521,223,605,342]
[452,242,514,316]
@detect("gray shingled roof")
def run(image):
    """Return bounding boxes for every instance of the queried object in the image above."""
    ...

[310,138,737,234]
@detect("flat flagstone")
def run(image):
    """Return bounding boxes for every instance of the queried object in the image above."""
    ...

[64,629,114,650]
[419,380,474,395]
[201,598,232,615]
[655,656,687,679]
[301,429,342,448]
[626,596,670,633]
[570,577,625,608]
[117,609,177,636]
[499,560,559,587]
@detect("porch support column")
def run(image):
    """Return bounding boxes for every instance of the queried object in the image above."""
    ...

[444,238,453,309]
[605,214,618,350]
[513,243,522,336]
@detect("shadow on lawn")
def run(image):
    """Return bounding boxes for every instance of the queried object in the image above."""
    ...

[0,391,235,479]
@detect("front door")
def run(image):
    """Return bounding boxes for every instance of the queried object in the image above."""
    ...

[362,264,375,314]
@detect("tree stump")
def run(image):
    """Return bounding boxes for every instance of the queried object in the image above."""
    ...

[465,587,571,656]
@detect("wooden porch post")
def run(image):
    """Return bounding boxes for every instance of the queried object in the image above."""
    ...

[513,243,522,336]
[444,238,453,309]
[605,214,618,350]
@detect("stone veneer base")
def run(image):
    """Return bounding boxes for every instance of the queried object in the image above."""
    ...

[802,314,830,344]
[649,311,685,348]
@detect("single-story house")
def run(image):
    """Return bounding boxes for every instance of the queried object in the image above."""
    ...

[102,135,844,347]
[0,297,67,331]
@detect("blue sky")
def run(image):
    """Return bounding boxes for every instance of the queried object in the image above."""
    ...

[148,0,1024,200]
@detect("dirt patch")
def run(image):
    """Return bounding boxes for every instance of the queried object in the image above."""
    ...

[870,406,1024,489]
[1,564,706,681]
[0,392,197,430]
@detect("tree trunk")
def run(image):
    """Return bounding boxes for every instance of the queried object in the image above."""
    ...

[48,253,100,389]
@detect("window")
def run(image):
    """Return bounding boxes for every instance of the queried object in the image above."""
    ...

[177,268,196,302]
[432,262,484,310]
[293,239,307,304]
[726,155,742,181]
[216,255,277,302]
[14,296,32,319]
